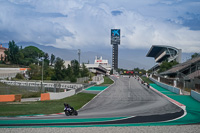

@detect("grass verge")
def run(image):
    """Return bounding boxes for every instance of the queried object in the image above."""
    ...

[141,76,154,84]
[99,76,114,86]
[0,93,96,117]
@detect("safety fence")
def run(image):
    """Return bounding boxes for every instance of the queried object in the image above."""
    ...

[0,79,96,96]
[150,77,181,95]
[151,74,200,93]
[0,80,83,90]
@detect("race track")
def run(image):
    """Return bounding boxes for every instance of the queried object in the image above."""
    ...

[79,76,182,118]
[0,76,184,126]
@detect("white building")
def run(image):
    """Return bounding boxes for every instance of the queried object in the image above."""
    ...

[85,56,111,75]
[94,56,111,71]
[64,61,71,68]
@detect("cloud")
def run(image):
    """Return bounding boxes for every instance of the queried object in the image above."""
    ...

[0,0,200,53]
[111,10,123,16]
[177,12,200,30]
[0,0,73,45]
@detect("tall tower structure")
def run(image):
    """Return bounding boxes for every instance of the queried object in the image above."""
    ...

[111,29,120,70]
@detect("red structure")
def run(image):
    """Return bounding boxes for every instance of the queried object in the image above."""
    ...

[126,71,134,74]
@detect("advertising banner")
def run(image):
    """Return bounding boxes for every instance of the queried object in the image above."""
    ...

[111,29,120,44]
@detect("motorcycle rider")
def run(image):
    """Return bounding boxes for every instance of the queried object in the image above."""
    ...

[64,103,74,111]
[147,83,150,88]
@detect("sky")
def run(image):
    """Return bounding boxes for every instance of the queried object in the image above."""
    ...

[0,0,200,53]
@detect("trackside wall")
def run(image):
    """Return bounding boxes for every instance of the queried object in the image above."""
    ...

[191,90,200,102]
[40,93,50,101]
[150,77,181,95]
[40,90,75,101]
[49,90,75,100]
[0,94,21,102]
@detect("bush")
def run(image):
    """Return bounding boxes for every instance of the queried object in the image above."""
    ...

[22,92,41,98]
[70,76,77,83]
[15,73,24,80]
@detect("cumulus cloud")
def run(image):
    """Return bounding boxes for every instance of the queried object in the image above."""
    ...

[0,0,200,53]
[0,0,73,44]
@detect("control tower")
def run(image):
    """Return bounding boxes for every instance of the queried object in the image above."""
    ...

[111,29,120,70]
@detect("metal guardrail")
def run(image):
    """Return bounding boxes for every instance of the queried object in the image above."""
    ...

[0,80,83,90]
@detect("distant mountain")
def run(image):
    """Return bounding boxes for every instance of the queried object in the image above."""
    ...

[1,41,194,70]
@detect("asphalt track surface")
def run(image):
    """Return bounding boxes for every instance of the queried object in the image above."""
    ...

[0,76,184,127]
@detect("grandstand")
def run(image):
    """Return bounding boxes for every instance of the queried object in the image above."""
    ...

[146,45,182,73]
[146,45,182,63]
[160,56,200,79]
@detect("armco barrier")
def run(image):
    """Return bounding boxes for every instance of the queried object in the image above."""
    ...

[150,77,180,95]
[191,90,200,102]
[0,94,22,102]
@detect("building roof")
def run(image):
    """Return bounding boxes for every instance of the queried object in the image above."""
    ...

[160,56,200,75]
[146,45,179,58]
[85,64,107,74]
[187,70,200,79]
[0,44,7,50]
[146,45,181,64]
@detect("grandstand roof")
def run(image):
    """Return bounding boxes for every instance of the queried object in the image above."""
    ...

[161,56,200,75]
[146,45,179,58]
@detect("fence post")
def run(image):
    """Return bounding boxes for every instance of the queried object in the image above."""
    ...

[54,83,57,92]
[158,77,160,82]
[174,80,177,87]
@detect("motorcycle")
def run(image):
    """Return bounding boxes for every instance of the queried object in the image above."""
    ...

[147,84,150,88]
[64,107,78,116]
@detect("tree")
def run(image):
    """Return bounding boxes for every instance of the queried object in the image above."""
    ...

[4,40,20,64]
[191,53,200,59]
[16,49,24,65]
[22,46,43,59]
[81,63,89,77]
[21,46,44,66]
[66,64,73,79]
[44,67,54,80]
[158,61,178,73]
[28,64,41,80]
[44,53,49,66]
[71,60,80,78]
[54,57,65,80]
[50,54,55,66]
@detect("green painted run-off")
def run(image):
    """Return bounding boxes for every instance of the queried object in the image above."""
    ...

[85,86,108,91]
[0,116,127,125]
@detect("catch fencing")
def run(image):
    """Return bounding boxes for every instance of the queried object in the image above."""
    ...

[0,80,83,95]
[151,74,200,93]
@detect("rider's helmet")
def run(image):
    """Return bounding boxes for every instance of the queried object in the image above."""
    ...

[64,103,69,107]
